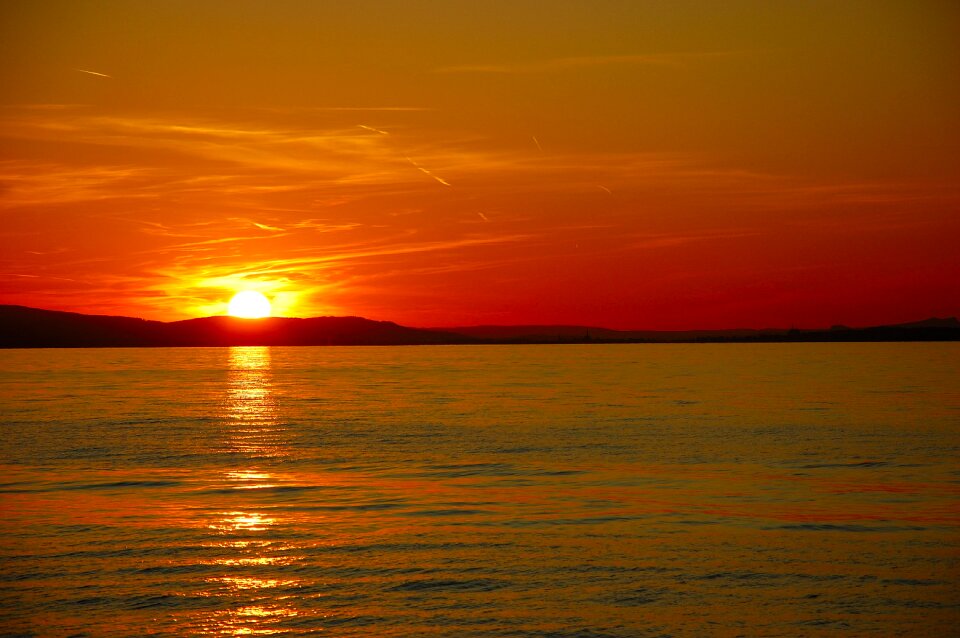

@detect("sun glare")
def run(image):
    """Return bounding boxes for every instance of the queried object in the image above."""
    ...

[228,291,272,318]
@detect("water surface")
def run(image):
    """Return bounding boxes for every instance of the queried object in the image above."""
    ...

[1,344,958,636]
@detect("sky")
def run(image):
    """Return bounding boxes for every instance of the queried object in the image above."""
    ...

[1,0,958,329]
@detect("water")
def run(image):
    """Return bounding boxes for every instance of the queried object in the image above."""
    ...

[1,344,958,636]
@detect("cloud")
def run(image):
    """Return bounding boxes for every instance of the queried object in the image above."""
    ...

[0,272,82,283]
[0,161,155,206]
[1,107,949,224]
[0,110,401,176]
[0,111,442,209]
[250,106,434,113]
[630,229,762,250]
[248,221,286,232]
[435,51,740,74]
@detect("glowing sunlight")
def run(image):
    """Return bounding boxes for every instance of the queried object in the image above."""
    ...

[228,291,272,319]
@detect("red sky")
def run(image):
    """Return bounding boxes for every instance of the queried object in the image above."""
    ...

[1,1,958,329]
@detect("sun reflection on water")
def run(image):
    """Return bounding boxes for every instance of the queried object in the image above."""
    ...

[207,576,299,590]
[226,470,279,490]
[196,347,304,635]
[199,605,300,636]
[209,511,277,533]
[223,346,285,458]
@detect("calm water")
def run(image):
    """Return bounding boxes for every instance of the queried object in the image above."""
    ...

[1,344,958,637]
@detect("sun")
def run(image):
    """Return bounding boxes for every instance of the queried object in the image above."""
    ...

[228,291,272,318]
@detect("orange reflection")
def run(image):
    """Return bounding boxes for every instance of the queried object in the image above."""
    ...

[206,576,299,590]
[199,605,299,636]
[223,346,285,458]
[209,511,277,533]
[192,347,305,635]
[225,470,279,490]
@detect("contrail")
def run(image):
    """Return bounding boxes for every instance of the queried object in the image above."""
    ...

[406,157,451,187]
[532,135,543,152]
[477,212,490,222]
[422,168,451,187]
[597,185,613,195]
[358,124,389,135]
[76,69,112,78]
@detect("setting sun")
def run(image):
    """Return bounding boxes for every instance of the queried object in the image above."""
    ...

[228,291,272,319]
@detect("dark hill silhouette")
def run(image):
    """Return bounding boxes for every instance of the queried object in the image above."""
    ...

[438,318,960,343]
[164,315,470,346]
[0,305,166,348]
[0,305,957,348]
[440,324,789,343]
[0,306,472,348]
[884,317,960,329]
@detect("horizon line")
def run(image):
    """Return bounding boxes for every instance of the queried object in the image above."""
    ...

[1,303,956,335]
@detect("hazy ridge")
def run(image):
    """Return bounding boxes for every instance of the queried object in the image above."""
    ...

[1,305,958,348]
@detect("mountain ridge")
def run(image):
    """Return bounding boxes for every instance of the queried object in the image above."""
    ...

[1,305,957,348]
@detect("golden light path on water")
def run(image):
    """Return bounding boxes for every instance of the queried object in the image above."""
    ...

[201,347,298,635]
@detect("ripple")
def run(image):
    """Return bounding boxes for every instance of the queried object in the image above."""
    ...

[388,578,509,592]
[775,523,928,532]
[797,461,891,469]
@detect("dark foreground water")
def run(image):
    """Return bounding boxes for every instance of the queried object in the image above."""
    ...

[1,344,958,637]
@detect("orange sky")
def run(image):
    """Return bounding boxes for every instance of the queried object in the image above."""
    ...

[1,1,958,329]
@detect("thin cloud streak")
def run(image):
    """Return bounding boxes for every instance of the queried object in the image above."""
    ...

[1,273,82,283]
[358,124,390,135]
[405,157,451,187]
[0,162,155,207]
[630,229,762,250]
[435,51,741,74]
[75,69,112,78]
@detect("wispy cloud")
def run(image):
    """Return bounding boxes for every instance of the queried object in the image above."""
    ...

[630,229,762,250]
[251,221,286,232]
[0,110,441,205]
[0,272,82,283]
[435,51,739,74]
[0,161,154,206]
[252,106,434,113]
[1,108,949,220]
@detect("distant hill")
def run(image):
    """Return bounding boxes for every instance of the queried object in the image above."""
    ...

[0,305,167,348]
[437,320,960,343]
[0,305,957,348]
[883,317,960,329]
[439,324,790,343]
[0,306,472,348]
